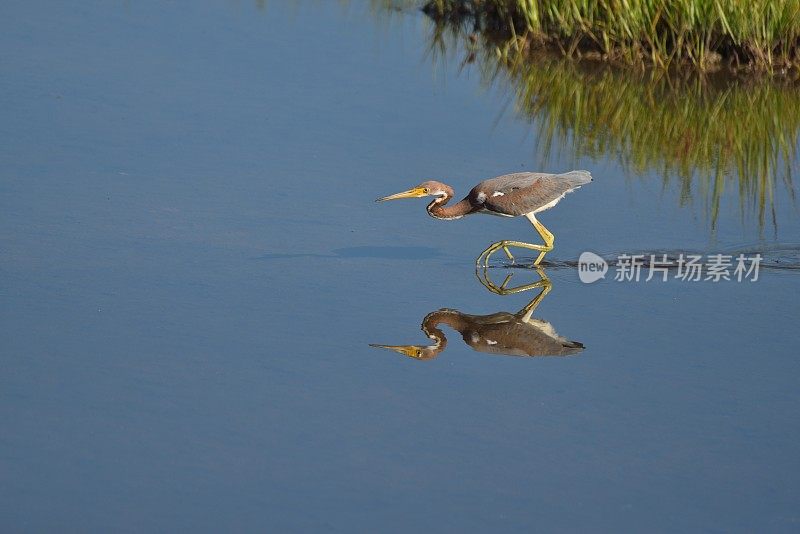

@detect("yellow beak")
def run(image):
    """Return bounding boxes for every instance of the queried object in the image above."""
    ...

[369,343,426,359]
[375,187,427,202]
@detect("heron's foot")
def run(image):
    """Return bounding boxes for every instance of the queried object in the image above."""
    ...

[476,240,553,268]
[502,245,515,264]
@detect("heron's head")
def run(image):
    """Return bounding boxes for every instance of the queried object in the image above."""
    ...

[375,181,451,202]
[369,344,440,360]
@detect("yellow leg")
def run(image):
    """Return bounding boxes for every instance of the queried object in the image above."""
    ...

[475,213,555,267]
[476,240,548,267]
[526,213,555,266]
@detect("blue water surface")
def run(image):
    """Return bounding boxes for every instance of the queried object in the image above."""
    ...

[1,1,799,531]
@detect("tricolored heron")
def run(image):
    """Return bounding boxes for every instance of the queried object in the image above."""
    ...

[376,170,592,265]
[370,269,584,360]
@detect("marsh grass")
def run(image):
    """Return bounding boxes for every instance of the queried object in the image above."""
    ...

[425,0,800,72]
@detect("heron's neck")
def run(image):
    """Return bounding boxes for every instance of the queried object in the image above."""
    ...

[425,310,471,333]
[426,186,472,220]
[421,309,474,348]
[420,311,460,356]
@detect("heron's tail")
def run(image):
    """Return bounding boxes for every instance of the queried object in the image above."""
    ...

[558,170,593,187]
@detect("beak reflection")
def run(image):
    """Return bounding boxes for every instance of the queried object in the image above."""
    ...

[368,344,439,360]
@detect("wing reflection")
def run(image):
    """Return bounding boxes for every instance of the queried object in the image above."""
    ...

[371,268,584,360]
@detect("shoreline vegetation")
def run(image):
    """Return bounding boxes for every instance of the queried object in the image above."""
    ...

[422,0,800,73]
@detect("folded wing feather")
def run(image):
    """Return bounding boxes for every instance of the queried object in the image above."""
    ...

[478,170,592,216]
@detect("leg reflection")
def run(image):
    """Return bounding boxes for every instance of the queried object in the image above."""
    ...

[476,265,552,297]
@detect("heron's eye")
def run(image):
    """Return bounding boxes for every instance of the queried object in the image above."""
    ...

[423,188,429,194]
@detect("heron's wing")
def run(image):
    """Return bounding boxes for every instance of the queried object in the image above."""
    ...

[464,320,584,357]
[479,170,592,216]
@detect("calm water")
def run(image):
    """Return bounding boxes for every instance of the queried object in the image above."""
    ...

[2,1,799,531]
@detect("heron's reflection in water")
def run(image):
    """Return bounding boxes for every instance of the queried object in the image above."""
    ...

[371,267,584,360]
